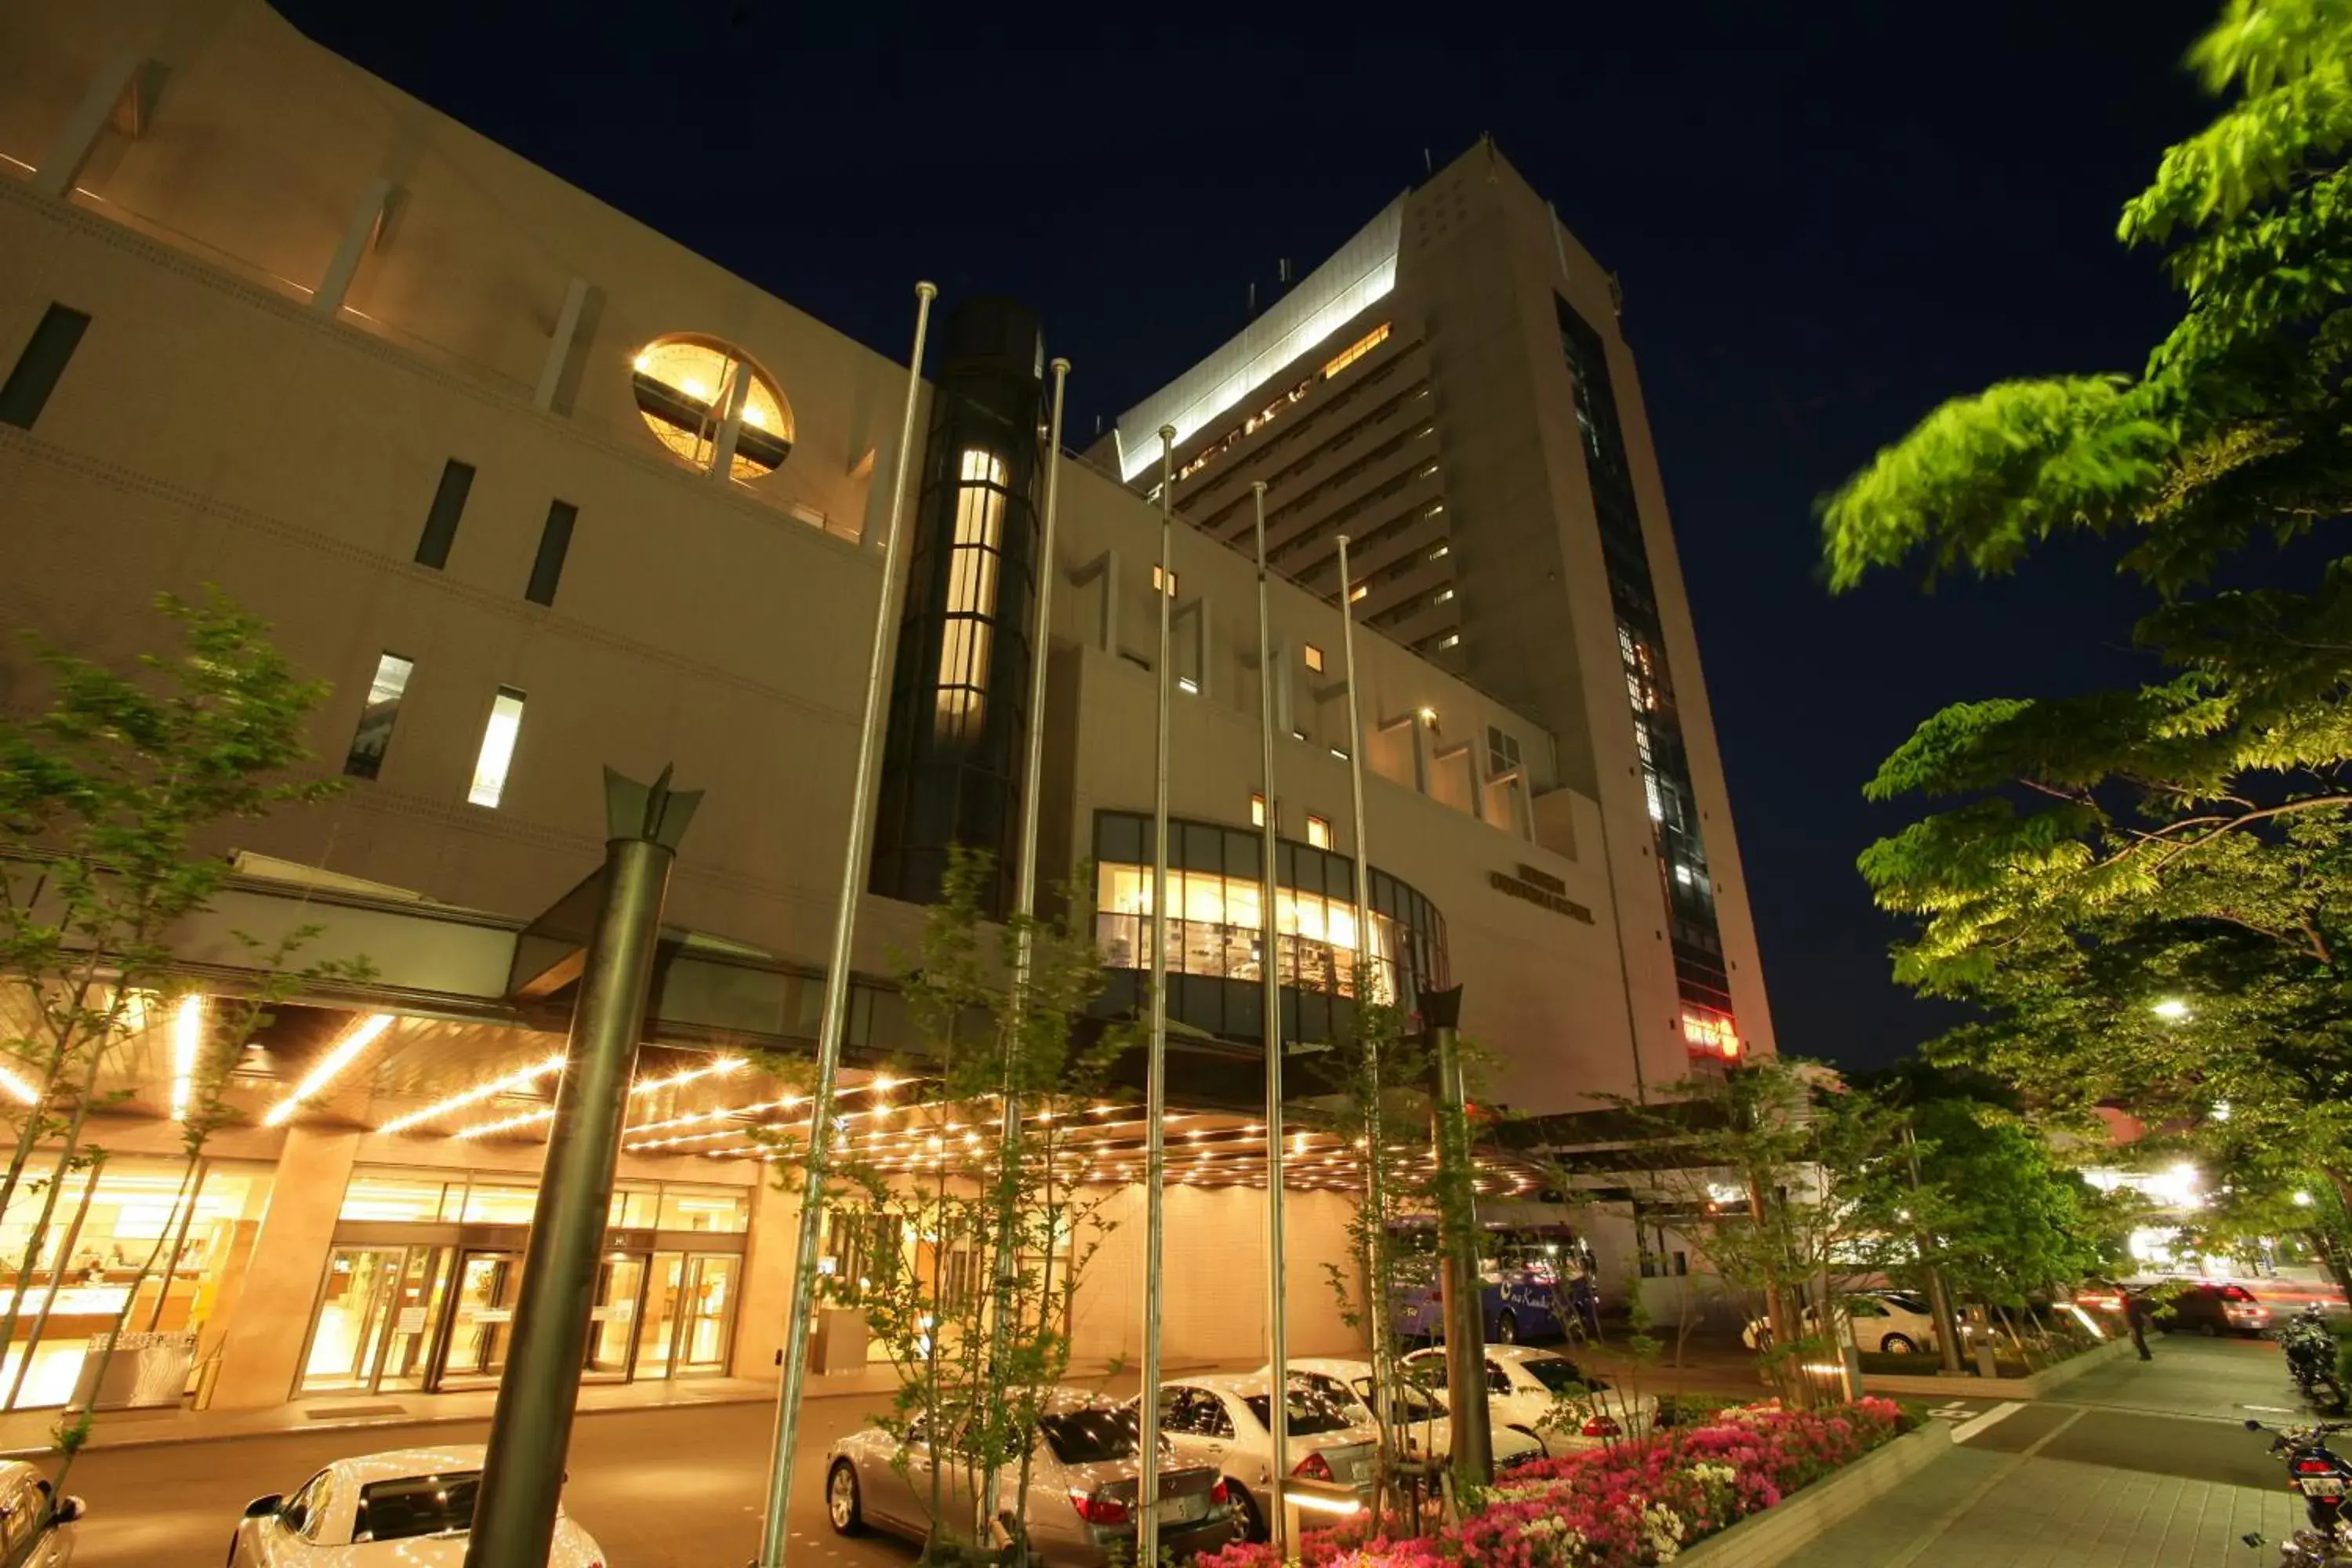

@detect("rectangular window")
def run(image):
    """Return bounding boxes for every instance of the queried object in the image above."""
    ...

[1439,633,1460,649]
[1152,564,1178,597]
[415,459,476,570]
[1304,644,1324,673]
[343,653,415,779]
[937,448,1007,741]
[1348,583,1368,604]
[1250,793,1267,827]
[0,303,92,430]
[1321,322,1391,381]
[524,499,576,606]
[466,688,526,808]
[1305,815,1332,850]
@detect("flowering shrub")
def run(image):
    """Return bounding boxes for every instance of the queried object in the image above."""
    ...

[1195,1398,1911,1568]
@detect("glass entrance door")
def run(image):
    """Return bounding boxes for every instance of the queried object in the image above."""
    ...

[585,1253,646,1379]
[437,1250,521,1388]
[375,1246,451,1392]
[677,1254,738,1373]
[302,1247,404,1392]
[635,1253,685,1381]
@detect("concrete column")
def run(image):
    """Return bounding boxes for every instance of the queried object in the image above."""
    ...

[206,1127,358,1410]
[730,1177,800,1382]
[31,53,154,199]
[312,177,403,317]
[532,276,594,414]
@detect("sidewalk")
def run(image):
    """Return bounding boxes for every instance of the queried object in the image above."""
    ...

[1777,1336,2309,1566]
[0,1355,1209,1460]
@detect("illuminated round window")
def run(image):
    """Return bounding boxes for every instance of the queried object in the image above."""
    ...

[631,337,794,480]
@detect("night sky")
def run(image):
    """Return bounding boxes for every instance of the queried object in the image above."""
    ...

[272,1,2222,1073]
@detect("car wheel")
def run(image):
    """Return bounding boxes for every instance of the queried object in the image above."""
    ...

[1229,1482,1264,1542]
[1495,1310,1519,1345]
[1882,1334,1918,1355]
[2199,1323,2220,1338]
[826,1461,866,1535]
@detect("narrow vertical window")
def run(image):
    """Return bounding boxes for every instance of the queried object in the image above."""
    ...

[1250,792,1267,828]
[1152,564,1178,597]
[935,448,1006,742]
[467,688,526,808]
[1306,815,1332,850]
[343,653,415,779]
[0,304,92,430]
[415,459,476,569]
[1303,644,1325,673]
[524,499,576,606]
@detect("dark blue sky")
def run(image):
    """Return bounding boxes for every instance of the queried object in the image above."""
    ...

[274,2,2221,1071]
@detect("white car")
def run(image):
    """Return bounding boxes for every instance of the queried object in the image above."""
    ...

[1266,1358,1545,1471]
[227,1444,606,1566]
[1742,1290,1944,1356]
[0,1459,85,1566]
[1402,1345,1658,1454]
[1136,1374,1379,1542]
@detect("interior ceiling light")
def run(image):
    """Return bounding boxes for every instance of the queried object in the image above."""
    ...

[264,1013,395,1127]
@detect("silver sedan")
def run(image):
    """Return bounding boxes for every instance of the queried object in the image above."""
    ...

[824,1389,1241,1567]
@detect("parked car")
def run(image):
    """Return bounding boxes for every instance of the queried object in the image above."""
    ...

[1264,1358,1545,1470]
[2071,1279,2135,1319]
[1132,1374,1378,1542]
[2154,1281,2273,1337]
[1740,1290,1947,1355]
[227,1444,604,1566]
[826,1388,1236,1566]
[0,1459,85,1567]
[1400,1344,1659,1454]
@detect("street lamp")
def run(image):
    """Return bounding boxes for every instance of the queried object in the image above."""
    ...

[2296,1191,2316,1207]
[2151,998,2190,1021]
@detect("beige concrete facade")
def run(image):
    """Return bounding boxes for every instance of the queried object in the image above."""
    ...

[0,1,1781,1414]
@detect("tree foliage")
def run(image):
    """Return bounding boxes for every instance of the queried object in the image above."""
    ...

[1822,0,2352,1204]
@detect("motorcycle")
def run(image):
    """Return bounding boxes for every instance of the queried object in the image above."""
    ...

[2243,1417,2352,1566]
[2281,1308,2350,1414]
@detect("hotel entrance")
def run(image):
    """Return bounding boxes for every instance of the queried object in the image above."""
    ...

[297,1168,749,1399]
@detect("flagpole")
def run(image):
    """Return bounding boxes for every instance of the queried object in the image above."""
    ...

[1138,425,1178,1567]
[757,280,936,1568]
[1252,481,1291,1548]
[1334,533,1393,1447]
[982,354,1070,1532]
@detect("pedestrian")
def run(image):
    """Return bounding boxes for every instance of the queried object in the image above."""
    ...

[2125,1289,2153,1361]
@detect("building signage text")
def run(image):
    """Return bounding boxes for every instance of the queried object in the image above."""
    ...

[1490,864,1594,924]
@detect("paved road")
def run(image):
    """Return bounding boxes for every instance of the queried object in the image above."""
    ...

[1784,1336,2314,1566]
[61,1396,925,1568]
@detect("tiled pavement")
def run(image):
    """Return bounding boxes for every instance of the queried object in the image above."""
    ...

[1781,1336,2311,1566]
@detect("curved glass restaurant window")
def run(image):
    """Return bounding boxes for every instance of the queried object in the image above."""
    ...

[1091,811,1448,1044]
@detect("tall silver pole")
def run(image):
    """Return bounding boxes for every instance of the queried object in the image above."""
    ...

[1138,425,1178,1566]
[758,280,937,1568]
[982,355,1070,1535]
[1251,481,1291,1548]
[1334,535,1394,1448]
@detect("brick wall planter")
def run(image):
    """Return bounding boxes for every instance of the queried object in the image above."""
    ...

[1673,1420,1954,1568]
[1860,1333,2133,1399]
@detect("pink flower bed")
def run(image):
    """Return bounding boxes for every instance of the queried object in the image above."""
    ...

[1196,1398,1910,1568]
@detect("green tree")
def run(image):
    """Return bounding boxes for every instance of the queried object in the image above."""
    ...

[1820,0,2352,1216]
[0,590,356,1537]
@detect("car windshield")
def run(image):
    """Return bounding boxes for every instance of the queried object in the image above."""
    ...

[354,1472,481,1543]
[1352,1376,1437,1417]
[1245,1388,1358,1436]
[1040,1409,1140,1465]
[1519,1359,1590,1394]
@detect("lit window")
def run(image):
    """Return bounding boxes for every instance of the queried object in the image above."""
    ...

[1304,644,1325,673]
[937,448,1007,742]
[1152,564,1181,597]
[1306,815,1332,849]
[467,688,527,808]
[1178,677,1200,695]
[632,336,793,479]
[1348,583,1368,604]
[1321,322,1391,381]
[1429,544,1450,560]
[1435,587,1455,604]
[1439,633,1460,649]
[1250,793,1267,827]
[1682,1009,1740,1061]
[344,653,414,780]
[1419,463,1439,477]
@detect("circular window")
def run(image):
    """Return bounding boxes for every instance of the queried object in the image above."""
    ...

[631,337,794,479]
